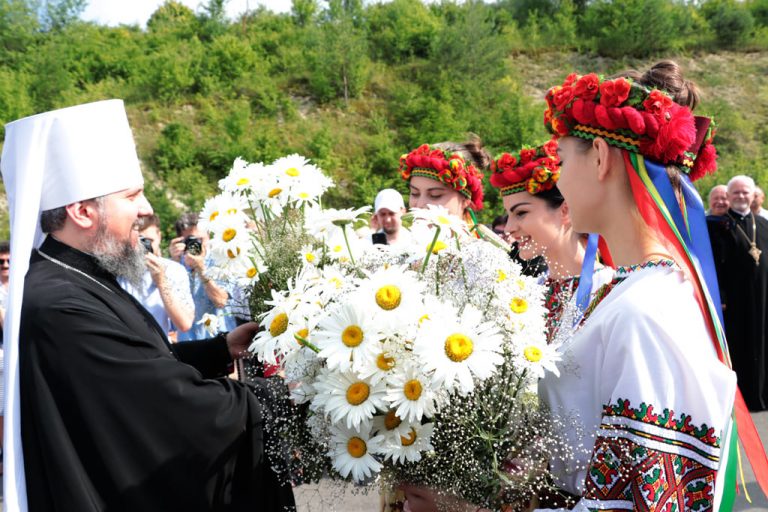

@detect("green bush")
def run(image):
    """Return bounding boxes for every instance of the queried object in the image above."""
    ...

[366,0,440,62]
[702,0,755,49]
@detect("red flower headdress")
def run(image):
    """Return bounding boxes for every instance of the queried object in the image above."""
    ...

[399,144,485,210]
[490,139,560,196]
[544,73,717,181]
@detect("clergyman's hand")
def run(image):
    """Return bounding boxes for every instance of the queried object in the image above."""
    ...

[226,322,259,359]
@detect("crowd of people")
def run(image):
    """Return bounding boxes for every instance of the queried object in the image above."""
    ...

[0,59,766,512]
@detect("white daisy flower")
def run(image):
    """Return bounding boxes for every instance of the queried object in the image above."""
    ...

[218,158,264,195]
[380,421,434,464]
[197,313,220,336]
[300,244,321,266]
[328,423,384,482]
[413,304,504,395]
[356,337,404,379]
[513,337,562,379]
[307,207,371,239]
[371,409,412,440]
[198,192,246,234]
[313,302,384,372]
[355,265,424,330]
[250,306,302,365]
[411,204,468,236]
[385,365,437,423]
[313,370,387,429]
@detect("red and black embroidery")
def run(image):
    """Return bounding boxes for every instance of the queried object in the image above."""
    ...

[583,399,720,512]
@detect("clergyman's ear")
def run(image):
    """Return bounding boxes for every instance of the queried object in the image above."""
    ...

[64,200,100,230]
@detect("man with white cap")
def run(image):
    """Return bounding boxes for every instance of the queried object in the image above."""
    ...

[370,188,410,249]
[1,100,294,511]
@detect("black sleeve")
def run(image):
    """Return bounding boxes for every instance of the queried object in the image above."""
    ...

[171,333,233,378]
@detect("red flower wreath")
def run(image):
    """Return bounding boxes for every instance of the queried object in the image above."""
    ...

[490,140,561,196]
[399,144,485,210]
[543,73,717,181]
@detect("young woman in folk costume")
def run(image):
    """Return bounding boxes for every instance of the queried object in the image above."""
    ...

[490,141,614,343]
[401,137,490,230]
[536,61,768,511]
[387,139,491,512]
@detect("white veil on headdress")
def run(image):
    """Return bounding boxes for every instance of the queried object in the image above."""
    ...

[0,99,144,510]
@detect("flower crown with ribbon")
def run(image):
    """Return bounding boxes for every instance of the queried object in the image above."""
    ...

[490,139,560,196]
[544,73,717,181]
[399,144,485,210]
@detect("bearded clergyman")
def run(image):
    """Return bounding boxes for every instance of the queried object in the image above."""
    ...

[708,174,768,412]
[1,100,295,511]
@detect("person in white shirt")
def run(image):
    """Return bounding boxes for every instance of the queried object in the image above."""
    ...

[369,188,411,250]
[751,185,768,220]
[120,214,194,341]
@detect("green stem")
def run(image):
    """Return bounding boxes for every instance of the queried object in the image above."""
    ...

[341,224,356,265]
[294,334,320,353]
[420,226,441,274]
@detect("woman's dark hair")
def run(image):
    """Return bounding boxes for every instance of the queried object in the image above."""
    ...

[538,186,565,209]
[492,215,508,229]
[434,133,493,170]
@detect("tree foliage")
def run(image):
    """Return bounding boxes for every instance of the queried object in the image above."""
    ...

[0,0,766,233]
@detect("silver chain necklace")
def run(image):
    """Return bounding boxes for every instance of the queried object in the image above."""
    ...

[37,249,114,294]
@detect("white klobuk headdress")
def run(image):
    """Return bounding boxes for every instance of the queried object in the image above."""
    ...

[0,99,144,510]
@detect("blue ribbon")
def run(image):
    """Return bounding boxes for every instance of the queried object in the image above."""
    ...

[643,159,725,327]
[573,232,599,321]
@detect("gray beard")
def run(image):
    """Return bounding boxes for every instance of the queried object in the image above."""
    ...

[91,222,145,288]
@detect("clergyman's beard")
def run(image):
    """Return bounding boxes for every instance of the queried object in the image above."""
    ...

[92,221,145,288]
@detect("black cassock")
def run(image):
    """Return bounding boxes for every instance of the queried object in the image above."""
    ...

[20,236,295,511]
[708,210,768,411]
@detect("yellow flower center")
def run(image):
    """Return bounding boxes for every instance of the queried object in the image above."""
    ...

[222,228,237,242]
[333,245,343,253]
[347,437,367,458]
[299,192,310,199]
[384,410,401,430]
[268,188,282,198]
[510,297,528,314]
[269,312,288,337]
[429,240,447,255]
[329,277,342,289]
[226,247,240,259]
[285,167,300,177]
[341,325,364,347]
[524,346,543,363]
[209,211,219,222]
[226,208,238,215]
[305,252,316,263]
[246,267,258,278]
[403,379,422,401]
[376,353,395,371]
[236,177,249,186]
[295,328,309,345]
[496,269,508,282]
[203,317,212,326]
[400,429,417,447]
[516,279,526,290]
[418,313,430,325]
[436,215,451,225]
[375,285,402,311]
[345,382,370,406]
[444,333,474,362]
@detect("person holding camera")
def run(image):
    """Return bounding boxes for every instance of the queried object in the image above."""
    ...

[170,212,237,342]
[120,214,194,341]
[369,188,410,249]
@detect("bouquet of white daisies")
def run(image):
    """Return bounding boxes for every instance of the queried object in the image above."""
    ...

[197,155,370,322]
[248,205,569,510]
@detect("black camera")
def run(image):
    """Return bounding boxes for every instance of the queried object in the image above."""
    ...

[372,232,388,245]
[139,236,153,254]
[184,236,203,256]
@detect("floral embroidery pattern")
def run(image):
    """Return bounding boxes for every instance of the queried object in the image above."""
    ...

[543,276,579,343]
[583,398,721,512]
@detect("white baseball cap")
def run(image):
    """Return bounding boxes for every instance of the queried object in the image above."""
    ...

[374,188,405,213]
